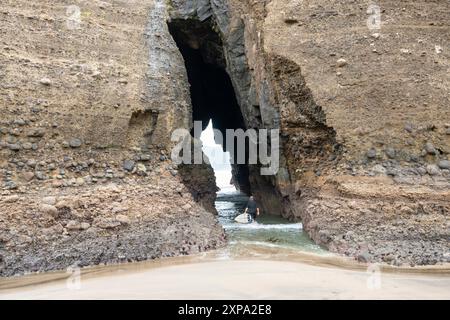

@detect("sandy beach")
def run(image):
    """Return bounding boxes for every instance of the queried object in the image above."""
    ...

[1,256,449,299]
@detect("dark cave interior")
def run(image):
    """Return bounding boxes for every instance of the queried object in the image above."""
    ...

[168,18,251,194]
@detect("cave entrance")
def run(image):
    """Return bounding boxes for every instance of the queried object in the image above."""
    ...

[168,18,251,194]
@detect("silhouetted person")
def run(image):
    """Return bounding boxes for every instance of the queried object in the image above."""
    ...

[244,195,260,222]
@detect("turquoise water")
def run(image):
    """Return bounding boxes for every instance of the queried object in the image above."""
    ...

[216,188,326,254]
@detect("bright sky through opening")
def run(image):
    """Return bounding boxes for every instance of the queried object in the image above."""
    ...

[200,120,236,191]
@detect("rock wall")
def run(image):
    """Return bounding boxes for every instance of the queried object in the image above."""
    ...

[168,0,449,265]
[0,0,448,275]
[0,0,225,276]
[264,0,449,265]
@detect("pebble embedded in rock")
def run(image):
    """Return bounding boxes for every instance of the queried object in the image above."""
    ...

[336,58,347,67]
[182,203,192,211]
[371,164,386,175]
[366,148,377,159]
[66,220,82,230]
[21,172,34,181]
[39,78,52,86]
[80,222,90,230]
[116,214,130,225]
[386,168,397,176]
[35,171,46,180]
[14,119,26,126]
[4,195,19,203]
[437,160,450,170]
[69,138,82,148]
[404,123,413,133]
[136,163,147,173]
[27,128,45,137]
[5,181,17,189]
[122,160,135,172]
[424,142,437,155]
[42,196,57,205]
[40,204,58,216]
[8,144,21,151]
[94,217,121,229]
[27,159,37,167]
[416,167,427,175]
[22,143,32,150]
[426,164,440,176]
[385,147,395,159]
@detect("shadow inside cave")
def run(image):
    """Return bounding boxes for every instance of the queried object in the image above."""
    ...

[168,18,251,195]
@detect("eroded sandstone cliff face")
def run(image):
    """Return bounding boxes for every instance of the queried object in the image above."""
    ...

[167,0,449,265]
[0,0,449,276]
[0,0,225,276]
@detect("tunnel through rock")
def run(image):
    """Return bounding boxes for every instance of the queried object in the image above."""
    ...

[168,18,252,197]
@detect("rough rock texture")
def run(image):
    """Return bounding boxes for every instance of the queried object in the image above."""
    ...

[0,0,449,275]
[167,0,449,266]
[179,161,218,214]
[0,181,225,277]
[0,0,225,276]
[263,0,449,265]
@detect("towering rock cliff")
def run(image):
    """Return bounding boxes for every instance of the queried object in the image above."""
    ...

[166,0,449,265]
[0,0,448,275]
[0,0,225,276]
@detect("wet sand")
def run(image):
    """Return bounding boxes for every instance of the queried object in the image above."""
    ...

[1,253,449,299]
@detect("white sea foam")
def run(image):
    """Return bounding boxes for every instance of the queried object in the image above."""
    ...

[228,240,284,248]
[223,222,303,230]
